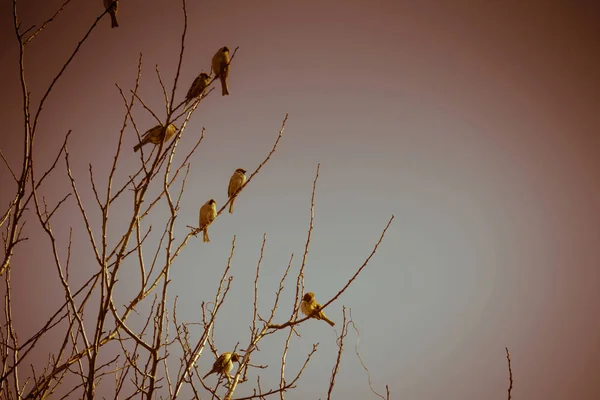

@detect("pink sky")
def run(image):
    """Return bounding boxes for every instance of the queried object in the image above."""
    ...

[1,0,599,399]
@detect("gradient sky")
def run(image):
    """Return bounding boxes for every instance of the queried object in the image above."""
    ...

[1,0,599,399]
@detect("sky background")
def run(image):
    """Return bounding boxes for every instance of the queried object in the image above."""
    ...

[1,0,599,399]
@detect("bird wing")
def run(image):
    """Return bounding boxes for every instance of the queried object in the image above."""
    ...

[163,125,177,141]
[228,175,238,198]
[217,353,231,369]
[186,75,203,100]
[142,125,161,139]
[199,203,216,227]
[199,204,208,226]
[229,173,247,198]
[212,52,229,77]
[211,54,220,77]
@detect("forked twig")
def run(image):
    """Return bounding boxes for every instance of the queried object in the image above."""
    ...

[327,307,349,399]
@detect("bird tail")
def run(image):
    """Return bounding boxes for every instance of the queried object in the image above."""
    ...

[202,370,213,379]
[221,78,229,96]
[110,12,119,28]
[203,228,210,243]
[228,198,235,214]
[322,314,335,327]
[185,95,203,112]
[133,142,142,152]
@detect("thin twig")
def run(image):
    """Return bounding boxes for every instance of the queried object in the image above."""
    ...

[327,307,349,400]
[23,0,73,45]
[349,310,387,400]
[505,347,513,400]
[0,149,18,183]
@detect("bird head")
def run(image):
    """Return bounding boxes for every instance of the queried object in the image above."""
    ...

[222,46,230,53]
[208,199,216,206]
[236,168,246,175]
[231,353,241,362]
[200,72,210,79]
[303,292,315,302]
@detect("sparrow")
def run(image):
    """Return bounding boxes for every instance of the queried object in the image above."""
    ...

[133,123,178,152]
[211,46,230,96]
[300,292,335,327]
[203,352,240,382]
[199,199,217,243]
[227,168,247,214]
[103,0,119,28]
[184,72,210,108]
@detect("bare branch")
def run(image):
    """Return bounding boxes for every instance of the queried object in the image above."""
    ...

[216,113,288,218]
[252,234,267,338]
[156,64,170,116]
[269,210,394,328]
[505,347,513,400]
[327,307,349,400]
[229,344,319,400]
[172,236,237,397]
[349,310,387,400]
[31,9,108,136]
[318,215,394,312]
[168,0,188,114]
[293,162,319,320]
[187,114,289,239]
[23,0,73,45]
[0,149,18,183]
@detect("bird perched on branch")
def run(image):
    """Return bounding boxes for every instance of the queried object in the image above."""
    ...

[103,0,119,28]
[133,123,178,152]
[227,168,247,214]
[199,199,217,242]
[184,72,210,109]
[301,292,335,327]
[211,46,231,96]
[203,352,240,382]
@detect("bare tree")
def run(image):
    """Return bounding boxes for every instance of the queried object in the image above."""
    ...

[0,1,399,399]
[1,1,516,399]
